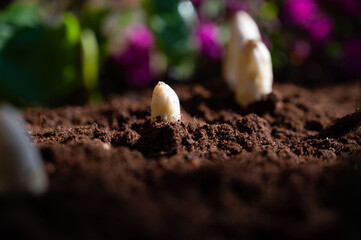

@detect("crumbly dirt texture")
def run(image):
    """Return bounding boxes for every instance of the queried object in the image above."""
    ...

[1,79,361,239]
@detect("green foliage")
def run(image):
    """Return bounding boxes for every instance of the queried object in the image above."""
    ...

[200,0,225,19]
[81,29,99,92]
[81,7,109,61]
[63,12,81,45]
[259,2,279,20]
[0,4,82,106]
[0,3,39,49]
[144,0,196,80]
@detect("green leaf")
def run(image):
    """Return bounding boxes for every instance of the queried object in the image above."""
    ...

[259,2,279,20]
[0,2,39,27]
[0,3,39,49]
[81,8,109,61]
[144,0,196,80]
[63,12,81,45]
[0,4,82,106]
[81,29,99,92]
[200,0,225,19]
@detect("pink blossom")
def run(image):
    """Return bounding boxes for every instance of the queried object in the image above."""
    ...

[115,25,155,87]
[307,15,333,42]
[284,0,317,28]
[125,25,154,50]
[195,22,222,60]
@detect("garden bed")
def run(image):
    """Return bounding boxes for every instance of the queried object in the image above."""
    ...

[1,79,361,239]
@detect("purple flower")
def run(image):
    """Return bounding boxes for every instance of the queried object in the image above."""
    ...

[195,22,222,60]
[116,48,153,87]
[125,25,154,50]
[115,25,154,87]
[284,0,317,28]
[307,15,333,42]
[284,0,333,43]
[342,37,361,76]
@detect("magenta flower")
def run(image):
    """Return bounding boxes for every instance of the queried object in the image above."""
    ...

[115,25,154,87]
[307,15,333,42]
[195,22,222,60]
[284,0,317,28]
[125,25,154,50]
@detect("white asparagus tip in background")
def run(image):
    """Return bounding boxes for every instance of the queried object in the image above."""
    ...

[0,104,48,195]
[235,40,273,107]
[223,11,261,88]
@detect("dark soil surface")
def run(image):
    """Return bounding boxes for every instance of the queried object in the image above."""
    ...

[1,79,361,239]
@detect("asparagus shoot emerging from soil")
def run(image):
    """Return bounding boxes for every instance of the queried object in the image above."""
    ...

[223,11,273,107]
[223,11,261,88]
[151,81,181,123]
[0,104,48,195]
[235,40,273,107]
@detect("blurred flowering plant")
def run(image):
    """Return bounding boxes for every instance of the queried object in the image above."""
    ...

[110,0,361,87]
[195,22,222,60]
[281,0,360,82]
[0,0,360,106]
[114,25,154,86]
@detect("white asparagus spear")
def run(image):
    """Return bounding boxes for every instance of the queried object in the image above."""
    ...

[0,104,48,195]
[151,82,181,123]
[223,11,261,88]
[235,40,273,107]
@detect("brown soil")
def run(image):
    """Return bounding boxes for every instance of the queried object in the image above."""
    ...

[1,79,361,239]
